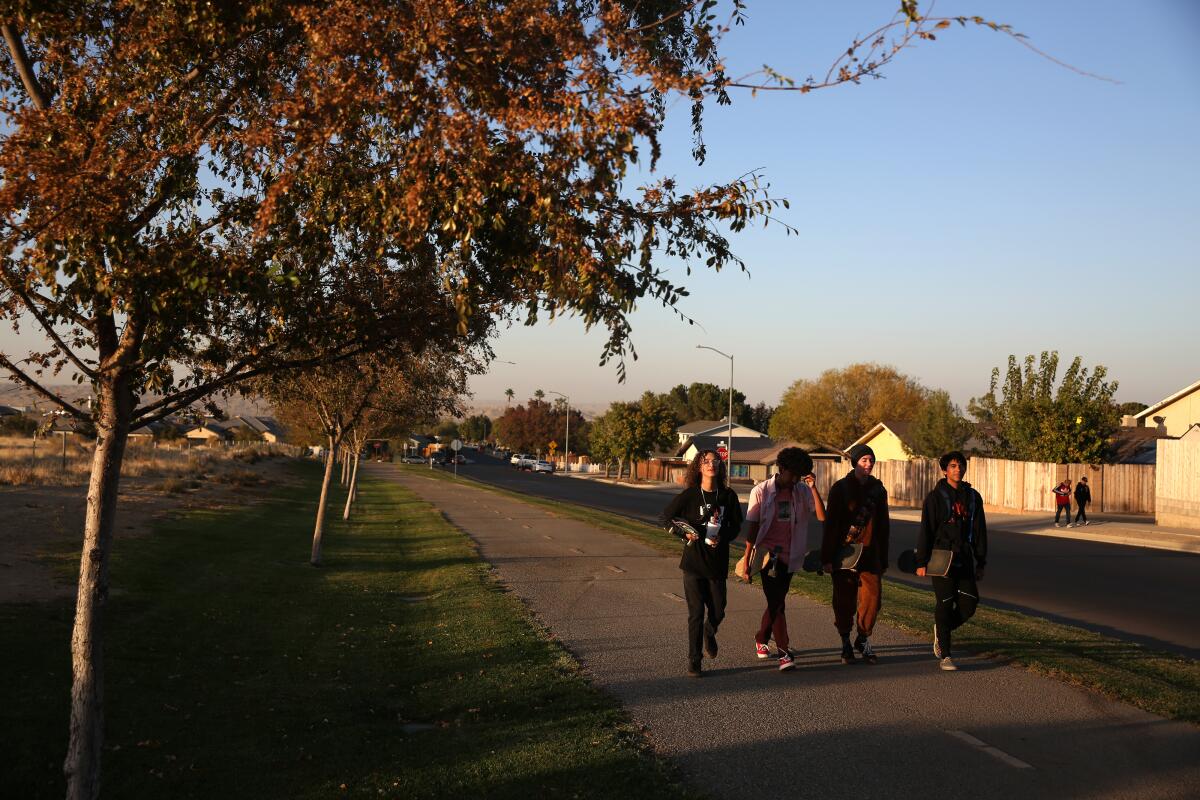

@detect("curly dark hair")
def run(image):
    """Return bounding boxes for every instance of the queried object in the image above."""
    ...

[939,451,968,471]
[685,449,727,490]
[776,447,813,476]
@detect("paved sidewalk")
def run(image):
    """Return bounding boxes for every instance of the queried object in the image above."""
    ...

[561,471,1200,553]
[379,466,1200,800]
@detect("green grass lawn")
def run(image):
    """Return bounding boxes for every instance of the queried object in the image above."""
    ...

[0,465,699,799]
[411,465,1200,724]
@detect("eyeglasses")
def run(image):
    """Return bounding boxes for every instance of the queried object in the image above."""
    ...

[699,458,720,466]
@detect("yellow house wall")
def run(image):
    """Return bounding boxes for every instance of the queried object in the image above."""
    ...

[867,429,912,462]
[1147,391,1200,438]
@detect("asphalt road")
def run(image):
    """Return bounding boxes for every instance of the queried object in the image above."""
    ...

[381,466,1200,800]
[441,453,1200,658]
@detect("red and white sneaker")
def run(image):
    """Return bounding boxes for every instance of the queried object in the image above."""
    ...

[778,650,796,671]
[755,641,770,659]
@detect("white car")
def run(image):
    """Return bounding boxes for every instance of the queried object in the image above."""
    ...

[531,460,554,473]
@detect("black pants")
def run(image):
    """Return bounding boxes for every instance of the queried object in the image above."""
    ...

[931,562,979,656]
[1074,503,1088,524]
[1055,503,1071,524]
[682,574,727,664]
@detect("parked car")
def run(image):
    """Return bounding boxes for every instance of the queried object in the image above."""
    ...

[531,460,554,473]
[511,453,534,468]
[401,455,426,465]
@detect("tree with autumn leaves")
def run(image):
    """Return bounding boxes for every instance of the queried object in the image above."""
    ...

[0,3,1031,796]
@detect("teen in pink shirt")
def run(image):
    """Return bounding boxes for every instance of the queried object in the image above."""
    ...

[741,448,826,671]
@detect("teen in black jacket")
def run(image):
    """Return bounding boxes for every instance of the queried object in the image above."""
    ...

[660,449,743,677]
[917,451,988,671]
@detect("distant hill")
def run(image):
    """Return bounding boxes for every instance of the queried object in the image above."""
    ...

[0,382,271,417]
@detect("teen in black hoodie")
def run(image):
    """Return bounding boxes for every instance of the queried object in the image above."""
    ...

[917,451,988,671]
[660,449,743,677]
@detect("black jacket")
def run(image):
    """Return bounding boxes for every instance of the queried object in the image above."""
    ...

[660,485,743,578]
[918,478,987,568]
[1074,482,1091,505]
[821,472,890,574]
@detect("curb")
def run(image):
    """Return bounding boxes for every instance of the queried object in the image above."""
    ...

[888,509,1200,554]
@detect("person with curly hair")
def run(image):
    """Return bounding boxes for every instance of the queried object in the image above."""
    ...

[660,449,744,677]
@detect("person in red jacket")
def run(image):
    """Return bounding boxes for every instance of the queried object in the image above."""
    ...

[1052,480,1072,527]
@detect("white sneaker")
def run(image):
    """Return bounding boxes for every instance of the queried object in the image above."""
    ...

[939,656,958,671]
[1067,524,1074,528]
[932,624,944,659]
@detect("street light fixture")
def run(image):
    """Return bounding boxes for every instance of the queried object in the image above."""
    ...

[696,345,734,479]
[547,390,570,472]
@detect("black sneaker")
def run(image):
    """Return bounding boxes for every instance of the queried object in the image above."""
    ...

[853,633,867,654]
[704,623,719,659]
[687,660,702,678]
[840,641,856,664]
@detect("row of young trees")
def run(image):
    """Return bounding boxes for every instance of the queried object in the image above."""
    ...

[768,354,1132,463]
[0,3,1037,795]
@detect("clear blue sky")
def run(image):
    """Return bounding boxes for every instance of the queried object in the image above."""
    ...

[474,0,1200,412]
[1,2,1195,414]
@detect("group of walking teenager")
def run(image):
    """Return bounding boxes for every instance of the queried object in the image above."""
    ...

[662,446,989,677]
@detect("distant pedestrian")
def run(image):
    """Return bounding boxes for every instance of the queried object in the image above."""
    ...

[660,449,743,678]
[741,447,826,671]
[822,444,890,665]
[917,451,988,671]
[1052,480,1072,527]
[1072,477,1092,527]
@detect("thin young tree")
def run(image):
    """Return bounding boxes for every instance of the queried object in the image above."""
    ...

[264,346,474,562]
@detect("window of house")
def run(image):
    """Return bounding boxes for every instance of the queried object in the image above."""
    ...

[730,464,749,478]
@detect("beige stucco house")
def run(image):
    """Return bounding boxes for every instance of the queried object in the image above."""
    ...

[1135,378,1200,438]
[845,420,914,462]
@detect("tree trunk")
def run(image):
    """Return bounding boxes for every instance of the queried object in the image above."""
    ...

[340,449,350,485]
[312,434,338,565]
[64,373,133,800]
[342,452,360,521]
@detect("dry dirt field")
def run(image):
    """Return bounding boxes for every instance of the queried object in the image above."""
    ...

[0,439,303,603]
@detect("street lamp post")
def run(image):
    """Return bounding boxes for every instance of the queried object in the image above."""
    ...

[547,390,570,472]
[696,345,734,479]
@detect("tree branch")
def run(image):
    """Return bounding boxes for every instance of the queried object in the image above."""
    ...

[0,354,88,419]
[131,344,371,426]
[0,270,96,379]
[1,24,51,110]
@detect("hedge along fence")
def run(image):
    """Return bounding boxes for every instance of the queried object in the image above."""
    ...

[865,457,1155,515]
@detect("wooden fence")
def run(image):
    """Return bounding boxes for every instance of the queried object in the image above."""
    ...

[1155,437,1200,529]
[848,456,1155,516]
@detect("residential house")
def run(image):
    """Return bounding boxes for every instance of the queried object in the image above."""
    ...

[674,417,767,447]
[183,418,241,444]
[1134,378,1200,437]
[670,434,842,483]
[845,420,914,462]
[236,415,284,443]
[403,434,437,458]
